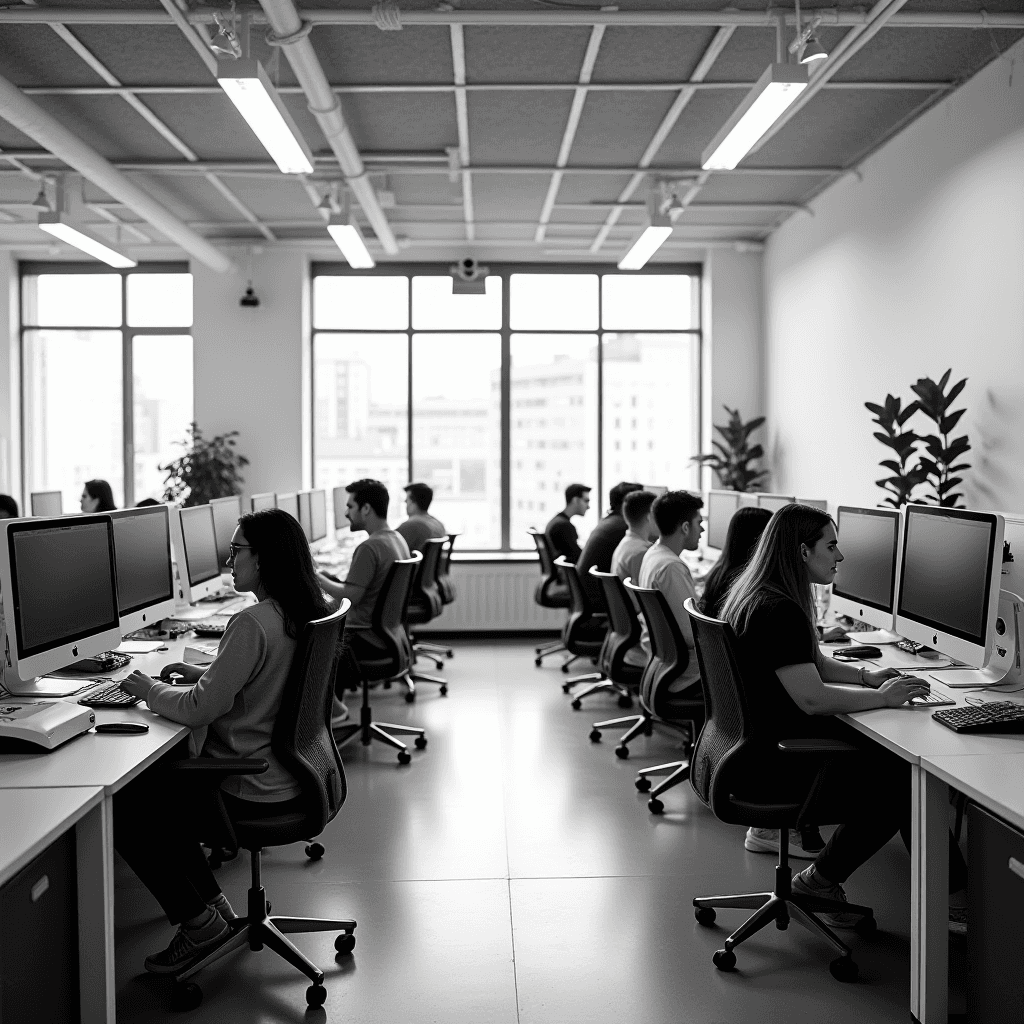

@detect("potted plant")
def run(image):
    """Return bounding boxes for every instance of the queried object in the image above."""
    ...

[161,423,250,507]
[691,406,768,492]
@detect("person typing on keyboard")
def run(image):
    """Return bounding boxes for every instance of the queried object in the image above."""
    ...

[111,508,332,974]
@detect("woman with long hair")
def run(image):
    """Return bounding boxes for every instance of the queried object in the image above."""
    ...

[81,478,116,512]
[698,506,772,619]
[117,508,331,973]
[719,503,966,926]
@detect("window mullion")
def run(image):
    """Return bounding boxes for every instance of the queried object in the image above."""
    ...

[500,269,511,551]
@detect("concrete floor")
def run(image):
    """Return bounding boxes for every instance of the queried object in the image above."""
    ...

[114,639,965,1022]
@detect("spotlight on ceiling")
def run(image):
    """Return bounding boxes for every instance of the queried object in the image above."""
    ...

[800,34,828,64]
[240,281,260,308]
[38,212,136,268]
[450,257,489,295]
[32,183,50,210]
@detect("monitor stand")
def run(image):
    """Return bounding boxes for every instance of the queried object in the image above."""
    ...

[932,590,1023,688]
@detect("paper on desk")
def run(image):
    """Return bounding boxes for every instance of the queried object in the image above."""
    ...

[846,629,901,645]
[117,640,164,654]
[2,677,94,697]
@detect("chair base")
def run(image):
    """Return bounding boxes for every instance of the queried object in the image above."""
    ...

[634,760,690,813]
[415,640,454,660]
[565,674,633,710]
[408,669,448,698]
[588,712,648,754]
[334,680,427,765]
[534,640,566,666]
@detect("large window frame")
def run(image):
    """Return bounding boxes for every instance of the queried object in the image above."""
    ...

[19,261,192,509]
[312,263,703,552]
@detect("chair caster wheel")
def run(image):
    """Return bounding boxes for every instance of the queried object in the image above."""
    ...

[561,682,573,694]
[571,699,582,710]
[446,650,454,658]
[635,776,651,792]
[306,983,328,1007]
[305,842,325,860]
[171,981,203,1011]
[414,735,428,749]
[695,907,716,926]
[617,694,633,708]
[713,949,736,972]
[334,932,356,955]
[589,729,602,742]
[397,749,412,764]
[404,691,415,703]
[440,685,448,696]
[615,745,629,759]
[854,915,877,937]
[648,797,664,814]
[829,956,858,983]
[535,658,543,667]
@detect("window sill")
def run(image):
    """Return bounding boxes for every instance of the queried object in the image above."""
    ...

[451,551,538,564]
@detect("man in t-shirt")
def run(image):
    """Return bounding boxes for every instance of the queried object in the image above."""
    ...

[544,483,590,564]
[637,490,704,697]
[397,481,446,554]
[611,489,658,668]
[577,481,643,606]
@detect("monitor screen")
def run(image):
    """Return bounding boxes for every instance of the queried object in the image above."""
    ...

[210,496,241,569]
[833,507,900,614]
[759,495,794,513]
[333,486,348,530]
[30,490,62,517]
[310,490,327,542]
[897,506,999,646]
[297,491,313,541]
[178,505,221,586]
[110,506,174,616]
[278,492,299,522]
[6,517,119,658]
[706,491,739,550]
[644,485,668,497]
[251,492,276,512]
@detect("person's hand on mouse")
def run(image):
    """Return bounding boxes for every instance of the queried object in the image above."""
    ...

[157,662,204,686]
[820,625,848,643]
[877,671,930,706]
[121,670,158,699]
[862,665,913,690]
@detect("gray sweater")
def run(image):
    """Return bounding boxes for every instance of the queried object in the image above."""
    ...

[144,600,301,802]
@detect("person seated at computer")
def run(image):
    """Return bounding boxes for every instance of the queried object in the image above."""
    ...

[699,506,772,619]
[80,478,116,512]
[397,481,446,554]
[116,507,331,972]
[719,503,966,924]
[636,490,704,702]
[544,482,590,563]
[577,480,643,606]
[135,497,160,508]
[0,494,18,518]
[611,489,658,586]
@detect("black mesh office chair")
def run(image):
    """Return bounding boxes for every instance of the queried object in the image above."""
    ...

[553,556,608,677]
[685,599,873,982]
[528,528,571,666]
[405,536,450,688]
[416,534,457,662]
[168,605,357,1012]
[333,553,429,762]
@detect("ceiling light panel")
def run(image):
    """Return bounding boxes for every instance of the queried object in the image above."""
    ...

[328,217,376,269]
[38,213,137,268]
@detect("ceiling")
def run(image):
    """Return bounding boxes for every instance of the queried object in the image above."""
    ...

[0,0,1021,266]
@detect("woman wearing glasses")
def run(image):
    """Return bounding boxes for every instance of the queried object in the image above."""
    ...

[117,508,331,973]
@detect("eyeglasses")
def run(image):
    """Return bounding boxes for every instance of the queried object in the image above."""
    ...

[228,542,252,558]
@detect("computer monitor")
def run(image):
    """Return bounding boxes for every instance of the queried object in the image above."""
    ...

[644,485,668,497]
[895,504,1005,668]
[0,515,122,682]
[109,505,176,633]
[798,498,828,511]
[251,492,276,512]
[168,504,223,604]
[210,495,242,571]
[333,486,348,531]
[705,490,740,552]
[758,494,796,513]
[737,493,758,509]
[310,489,328,545]
[832,506,901,630]
[30,490,62,517]
[277,491,299,522]
[296,491,313,542]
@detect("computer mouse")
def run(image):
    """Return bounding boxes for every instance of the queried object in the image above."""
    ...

[95,722,149,734]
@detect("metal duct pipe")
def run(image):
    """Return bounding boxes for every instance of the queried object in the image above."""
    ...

[257,0,398,255]
[0,71,232,272]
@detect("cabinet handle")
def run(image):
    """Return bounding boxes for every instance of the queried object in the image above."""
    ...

[1009,857,1024,882]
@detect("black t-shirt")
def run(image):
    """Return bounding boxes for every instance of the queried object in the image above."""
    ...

[545,511,581,564]
[577,512,627,607]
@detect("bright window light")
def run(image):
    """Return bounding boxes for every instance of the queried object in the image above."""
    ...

[702,64,808,171]
[617,224,673,271]
[218,59,314,175]
[327,218,375,269]
[38,214,136,268]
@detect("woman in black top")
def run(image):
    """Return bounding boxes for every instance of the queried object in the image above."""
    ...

[720,503,966,924]
[699,506,772,619]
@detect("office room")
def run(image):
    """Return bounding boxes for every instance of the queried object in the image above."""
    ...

[0,2,1022,1022]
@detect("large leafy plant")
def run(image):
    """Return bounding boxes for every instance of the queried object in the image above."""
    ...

[864,394,929,508]
[161,423,249,507]
[691,406,768,492]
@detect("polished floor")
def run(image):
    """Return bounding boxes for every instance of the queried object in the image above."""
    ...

[114,640,965,1022]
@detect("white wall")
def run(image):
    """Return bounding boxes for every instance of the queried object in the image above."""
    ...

[764,38,1024,514]
[0,254,19,501]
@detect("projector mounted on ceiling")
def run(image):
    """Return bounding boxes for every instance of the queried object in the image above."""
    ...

[450,257,489,295]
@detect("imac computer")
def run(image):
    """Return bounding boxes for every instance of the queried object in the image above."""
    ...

[832,506,902,633]
[644,485,668,497]
[109,505,177,633]
[705,490,740,552]
[210,495,242,570]
[251,492,276,512]
[0,514,122,685]
[169,504,223,604]
[30,490,62,517]
[895,504,1005,672]
[758,494,796,513]
[738,493,759,509]
[277,492,299,522]
[799,498,829,511]
[310,489,328,548]
[296,491,314,543]
[333,486,348,531]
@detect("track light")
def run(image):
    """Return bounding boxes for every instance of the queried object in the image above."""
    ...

[38,212,136,268]
[32,183,50,210]
[618,203,672,271]
[800,34,828,63]
[328,216,375,269]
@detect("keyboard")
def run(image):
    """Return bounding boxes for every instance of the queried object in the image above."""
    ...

[897,639,927,654]
[191,622,227,637]
[78,682,142,708]
[932,702,1024,734]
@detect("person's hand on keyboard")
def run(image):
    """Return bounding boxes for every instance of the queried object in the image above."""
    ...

[121,670,158,700]
[157,662,204,687]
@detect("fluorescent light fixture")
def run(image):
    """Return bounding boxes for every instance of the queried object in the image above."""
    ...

[702,63,808,171]
[38,213,136,268]
[618,205,672,271]
[327,216,375,269]
[217,59,314,174]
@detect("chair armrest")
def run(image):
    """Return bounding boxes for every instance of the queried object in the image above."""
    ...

[777,738,859,755]
[170,757,269,776]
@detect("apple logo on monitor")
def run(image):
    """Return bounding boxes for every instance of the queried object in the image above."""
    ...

[72,645,79,657]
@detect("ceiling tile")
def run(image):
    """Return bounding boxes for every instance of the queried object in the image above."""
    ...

[592,27,722,82]
[467,92,573,164]
[569,92,681,167]
[464,27,593,84]
[301,26,454,85]
[472,173,550,222]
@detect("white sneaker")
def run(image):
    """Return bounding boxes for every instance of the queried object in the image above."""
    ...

[744,827,821,859]
[791,866,865,929]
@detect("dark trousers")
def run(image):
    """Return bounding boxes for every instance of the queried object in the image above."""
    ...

[335,628,388,693]
[113,765,304,925]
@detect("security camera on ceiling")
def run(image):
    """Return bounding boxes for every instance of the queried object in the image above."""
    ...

[450,257,489,295]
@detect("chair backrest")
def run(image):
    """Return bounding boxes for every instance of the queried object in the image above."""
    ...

[555,556,596,617]
[683,599,754,813]
[591,567,642,676]
[271,602,350,835]
[370,551,422,664]
[528,528,557,581]
[410,536,445,615]
[625,578,691,711]
[437,532,459,604]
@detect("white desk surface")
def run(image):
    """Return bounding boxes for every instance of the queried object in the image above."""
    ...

[0,785,103,886]
[921,753,1024,833]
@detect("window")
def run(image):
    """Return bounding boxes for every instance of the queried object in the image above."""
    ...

[312,265,701,550]
[20,264,193,510]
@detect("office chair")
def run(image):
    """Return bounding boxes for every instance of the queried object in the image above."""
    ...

[333,552,429,762]
[416,534,458,662]
[553,556,608,677]
[685,600,873,982]
[168,604,357,1012]
[562,567,641,709]
[528,528,571,666]
[404,536,450,689]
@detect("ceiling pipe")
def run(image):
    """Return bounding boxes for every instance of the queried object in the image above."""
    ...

[257,0,398,255]
[0,70,232,271]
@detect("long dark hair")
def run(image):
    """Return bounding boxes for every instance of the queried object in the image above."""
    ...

[700,506,772,618]
[720,503,834,639]
[237,508,329,638]
[84,479,116,511]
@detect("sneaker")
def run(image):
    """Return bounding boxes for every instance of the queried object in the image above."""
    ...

[331,697,350,728]
[744,827,821,859]
[791,866,864,929]
[144,908,230,974]
[207,892,238,923]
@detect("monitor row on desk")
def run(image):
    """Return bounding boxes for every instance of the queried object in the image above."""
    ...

[704,490,827,551]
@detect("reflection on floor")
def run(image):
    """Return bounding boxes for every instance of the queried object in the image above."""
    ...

[114,639,965,1023]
